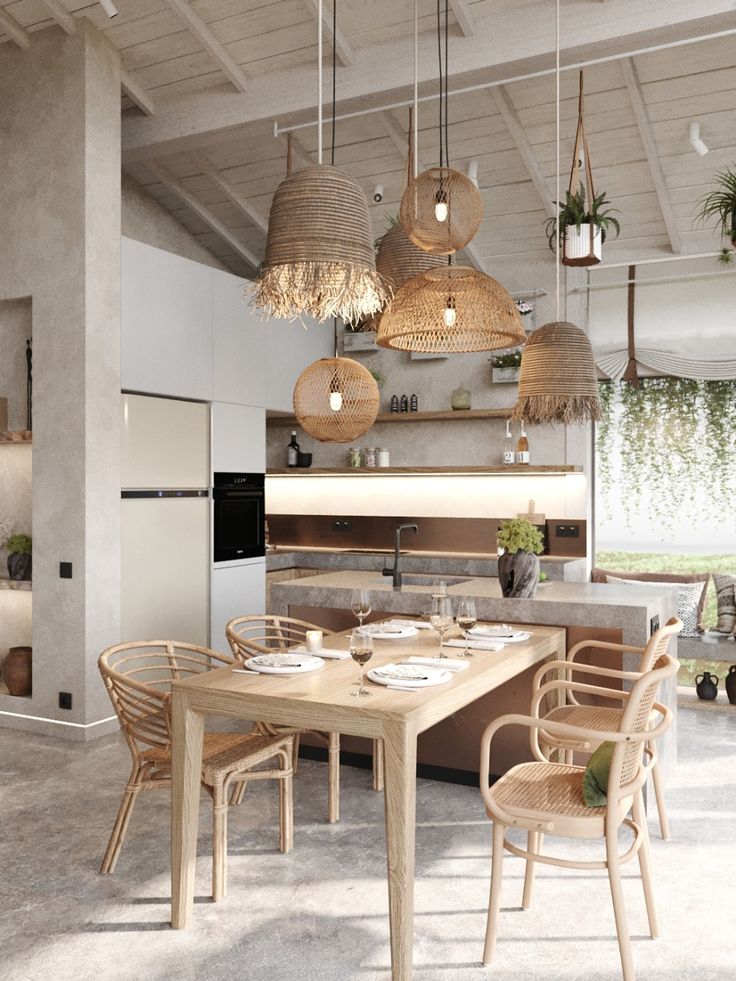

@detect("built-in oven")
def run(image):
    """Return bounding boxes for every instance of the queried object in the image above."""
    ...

[213,472,265,563]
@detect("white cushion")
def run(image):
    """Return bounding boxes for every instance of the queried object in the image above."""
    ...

[605,575,704,638]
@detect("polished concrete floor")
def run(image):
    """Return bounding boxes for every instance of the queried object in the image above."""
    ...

[1,706,735,981]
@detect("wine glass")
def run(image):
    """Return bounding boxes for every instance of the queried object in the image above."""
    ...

[456,598,477,657]
[349,628,374,697]
[350,587,371,629]
[429,595,453,658]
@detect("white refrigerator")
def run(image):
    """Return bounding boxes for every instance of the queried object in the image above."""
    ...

[121,393,210,646]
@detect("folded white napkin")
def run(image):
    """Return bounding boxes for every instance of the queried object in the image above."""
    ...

[404,655,469,672]
[443,638,505,652]
[388,618,433,630]
[292,645,350,660]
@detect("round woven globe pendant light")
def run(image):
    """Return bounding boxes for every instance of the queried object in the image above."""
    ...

[376,223,445,291]
[377,266,526,354]
[400,167,482,255]
[293,356,380,442]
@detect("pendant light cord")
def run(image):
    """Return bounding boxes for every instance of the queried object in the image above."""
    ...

[555,0,561,321]
[413,0,418,178]
[444,0,449,168]
[317,0,323,165]
[436,0,443,169]
[331,0,336,166]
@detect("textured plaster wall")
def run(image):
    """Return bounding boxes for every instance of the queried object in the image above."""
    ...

[122,173,228,272]
[0,23,121,735]
[0,299,31,431]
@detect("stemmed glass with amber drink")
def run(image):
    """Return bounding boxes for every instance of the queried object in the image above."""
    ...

[349,628,374,697]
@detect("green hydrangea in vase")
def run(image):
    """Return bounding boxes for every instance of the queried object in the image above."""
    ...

[497,518,543,598]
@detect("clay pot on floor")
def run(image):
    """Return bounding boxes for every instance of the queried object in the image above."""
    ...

[498,549,540,599]
[3,646,32,696]
[725,665,736,705]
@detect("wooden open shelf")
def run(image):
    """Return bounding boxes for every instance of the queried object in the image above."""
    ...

[268,465,581,476]
[267,409,514,428]
[0,431,32,443]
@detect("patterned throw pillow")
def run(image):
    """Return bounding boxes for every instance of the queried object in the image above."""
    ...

[605,575,705,638]
[713,574,736,634]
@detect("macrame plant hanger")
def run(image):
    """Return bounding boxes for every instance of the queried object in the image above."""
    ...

[563,71,601,267]
[622,264,640,387]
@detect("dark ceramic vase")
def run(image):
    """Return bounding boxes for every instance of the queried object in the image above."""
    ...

[7,552,31,581]
[2,646,32,697]
[725,665,736,705]
[695,671,718,701]
[498,550,540,599]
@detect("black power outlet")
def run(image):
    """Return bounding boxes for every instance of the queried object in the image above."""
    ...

[59,562,73,579]
[59,692,72,710]
[555,524,579,538]
[333,519,352,532]
[650,615,660,636]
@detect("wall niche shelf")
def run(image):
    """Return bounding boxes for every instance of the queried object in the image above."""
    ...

[267,465,581,476]
[0,431,32,443]
[0,578,32,591]
[267,409,515,428]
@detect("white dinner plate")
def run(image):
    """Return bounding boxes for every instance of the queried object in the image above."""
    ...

[360,624,419,640]
[469,625,531,643]
[245,653,325,675]
[368,664,452,688]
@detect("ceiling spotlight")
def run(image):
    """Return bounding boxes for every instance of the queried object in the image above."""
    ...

[467,159,479,188]
[98,0,119,18]
[688,121,709,157]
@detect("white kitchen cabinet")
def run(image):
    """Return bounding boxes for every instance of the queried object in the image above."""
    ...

[210,560,266,655]
[212,401,265,473]
[122,393,209,489]
[121,237,213,401]
[265,316,334,412]
[213,269,266,407]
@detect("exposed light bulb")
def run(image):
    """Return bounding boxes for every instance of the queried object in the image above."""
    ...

[435,200,448,222]
[329,391,343,411]
[443,305,457,328]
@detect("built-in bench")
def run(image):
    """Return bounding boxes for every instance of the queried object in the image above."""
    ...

[678,633,736,663]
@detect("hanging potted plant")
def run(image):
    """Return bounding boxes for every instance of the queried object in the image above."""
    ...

[490,349,522,384]
[696,166,736,247]
[497,518,543,598]
[4,532,32,581]
[546,187,620,266]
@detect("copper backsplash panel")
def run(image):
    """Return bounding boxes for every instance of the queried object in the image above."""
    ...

[267,513,586,557]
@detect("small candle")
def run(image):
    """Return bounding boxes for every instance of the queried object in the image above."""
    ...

[305,630,322,653]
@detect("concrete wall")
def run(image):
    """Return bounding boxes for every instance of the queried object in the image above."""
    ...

[0,23,121,737]
[122,173,228,272]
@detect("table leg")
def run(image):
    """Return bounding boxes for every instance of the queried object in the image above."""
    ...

[381,719,417,981]
[171,689,205,929]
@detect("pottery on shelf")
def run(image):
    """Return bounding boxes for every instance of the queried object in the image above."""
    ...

[450,384,472,411]
[695,671,718,701]
[497,549,540,599]
[725,665,736,705]
[7,553,31,581]
[3,646,32,696]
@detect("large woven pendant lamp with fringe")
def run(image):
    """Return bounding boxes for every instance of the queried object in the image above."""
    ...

[514,0,601,426]
[251,1,388,324]
[399,0,482,255]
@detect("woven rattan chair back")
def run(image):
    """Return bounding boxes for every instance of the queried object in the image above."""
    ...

[226,615,334,661]
[635,616,681,672]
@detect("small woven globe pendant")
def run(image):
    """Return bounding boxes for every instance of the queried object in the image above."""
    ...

[400,167,483,255]
[253,164,389,324]
[376,266,525,354]
[293,357,380,443]
[513,321,602,424]
[376,224,445,291]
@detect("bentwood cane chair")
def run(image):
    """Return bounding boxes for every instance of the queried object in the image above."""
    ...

[480,652,678,981]
[225,615,384,823]
[99,641,295,901]
[530,616,681,839]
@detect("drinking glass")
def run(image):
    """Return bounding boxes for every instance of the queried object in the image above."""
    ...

[350,587,371,628]
[349,628,374,697]
[456,599,477,657]
[429,595,453,658]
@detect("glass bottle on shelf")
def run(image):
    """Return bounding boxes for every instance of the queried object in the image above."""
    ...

[516,421,530,465]
[400,394,409,412]
[503,419,515,464]
[287,430,300,468]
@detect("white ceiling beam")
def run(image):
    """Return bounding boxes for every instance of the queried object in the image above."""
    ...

[192,151,268,234]
[490,86,556,218]
[121,69,156,116]
[148,160,260,270]
[286,134,314,170]
[620,57,683,254]
[302,0,354,67]
[0,7,31,49]
[39,0,76,35]
[449,0,475,37]
[164,0,248,93]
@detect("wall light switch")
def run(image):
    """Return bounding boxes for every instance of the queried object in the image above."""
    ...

[59,562,72,579]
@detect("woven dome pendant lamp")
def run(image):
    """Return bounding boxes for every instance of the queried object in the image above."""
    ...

[293,352,380,443]
[251,1,387,324]
[514,0,601,425]
[377,265,525,354]
[400,1,482,255]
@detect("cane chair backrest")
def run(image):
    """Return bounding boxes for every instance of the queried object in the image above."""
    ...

[226,615,333,662]
[99,641,233,759]
[636,617,682,672]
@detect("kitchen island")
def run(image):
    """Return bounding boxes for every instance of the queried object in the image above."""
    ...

[269,570,679,778]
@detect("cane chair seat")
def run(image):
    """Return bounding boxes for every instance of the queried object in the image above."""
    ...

[139,731,290,781]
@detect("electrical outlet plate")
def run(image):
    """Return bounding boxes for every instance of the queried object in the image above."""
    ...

[555,524,579,538]
[650,615,660,636]
[332,519,352,532]
[59,692,72,710]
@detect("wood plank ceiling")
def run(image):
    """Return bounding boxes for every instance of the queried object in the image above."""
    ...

[2,0,736,276]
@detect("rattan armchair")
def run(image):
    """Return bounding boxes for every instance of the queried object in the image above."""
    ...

[99,640,294,902]
[530,616,681,839]
[225,615,384,823]
[480,652,678,981]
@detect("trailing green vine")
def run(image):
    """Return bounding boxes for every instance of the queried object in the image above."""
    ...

[596,378,736,530]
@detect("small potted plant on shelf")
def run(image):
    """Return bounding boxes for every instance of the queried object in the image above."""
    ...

[4,532,32,581]
[490,349,522,384]
[546,187,620,266]
[496,517,543,598]
[696,166,736,247]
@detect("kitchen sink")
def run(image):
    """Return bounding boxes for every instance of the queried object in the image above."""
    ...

[371,573,473,587]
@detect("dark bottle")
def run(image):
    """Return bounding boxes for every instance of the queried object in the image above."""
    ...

[725,665,736,705]
[410,394,418,412]
[400,394,409,412]
[695,671,718,701]
[390,395,399,413]
[287,430,300,468]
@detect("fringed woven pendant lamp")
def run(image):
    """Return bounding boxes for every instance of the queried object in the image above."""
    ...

[514,0,601,425]
[251,1,387,324]
[399,1,482,255]
[377,265,525,353]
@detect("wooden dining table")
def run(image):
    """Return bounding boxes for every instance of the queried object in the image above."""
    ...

[170,619,565,980]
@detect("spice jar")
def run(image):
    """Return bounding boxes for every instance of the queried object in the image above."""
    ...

[349,448,361,468]
[377,448,390,467]
[364,447,377,468]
